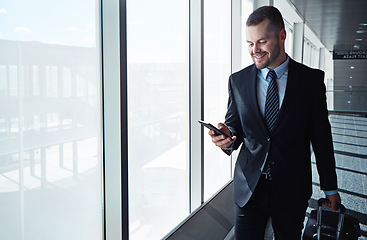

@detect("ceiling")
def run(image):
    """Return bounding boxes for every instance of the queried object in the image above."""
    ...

[286,0,367,88]
[287,0,367,51]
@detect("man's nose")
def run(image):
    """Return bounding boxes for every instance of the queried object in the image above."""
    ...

[252,43,261,53]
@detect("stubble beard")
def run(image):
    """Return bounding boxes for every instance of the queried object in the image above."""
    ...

[253,41,281,70]
[253,52,271,69]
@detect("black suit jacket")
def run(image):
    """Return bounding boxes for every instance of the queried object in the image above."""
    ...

[225,58,337,208]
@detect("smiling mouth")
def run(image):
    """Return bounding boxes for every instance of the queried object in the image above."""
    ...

[253,52,268,60]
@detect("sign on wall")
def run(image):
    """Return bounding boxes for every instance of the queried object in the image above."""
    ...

[333,50,367,60]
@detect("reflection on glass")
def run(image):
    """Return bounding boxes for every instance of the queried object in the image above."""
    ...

[242,0,255,68]
[203,0,232,201]
[0,0,102,239]
[127,0,190,239]
[327,86,367,112]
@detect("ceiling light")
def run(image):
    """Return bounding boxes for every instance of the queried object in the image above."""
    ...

[356,30,366,34]
[359,23,367,26]
[350,76,353,79]
[350,66,355,69]
[356,38,363,41]
[354,45,360,49]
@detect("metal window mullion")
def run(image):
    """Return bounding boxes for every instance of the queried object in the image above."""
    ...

[101,0,125,238]
[120,0,129,239]
[189,0,204,212]
[230,0,242,178]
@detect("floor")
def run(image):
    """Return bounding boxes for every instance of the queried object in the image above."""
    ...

[263,113,367,240]
[306,113,367,239]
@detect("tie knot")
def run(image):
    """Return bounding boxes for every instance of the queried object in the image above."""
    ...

[267,70,277,80]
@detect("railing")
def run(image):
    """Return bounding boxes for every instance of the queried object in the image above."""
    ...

[327,86,367,113]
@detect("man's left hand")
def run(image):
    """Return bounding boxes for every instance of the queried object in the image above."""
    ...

[325,193,341,212]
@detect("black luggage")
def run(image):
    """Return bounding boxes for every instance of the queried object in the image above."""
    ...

[302,198,360,240]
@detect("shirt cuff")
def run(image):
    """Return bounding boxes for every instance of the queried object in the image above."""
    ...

[324,190,338,195]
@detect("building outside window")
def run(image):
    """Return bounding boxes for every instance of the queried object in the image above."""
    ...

[0,0,103,239]
[126,0,190,239]
[203,0,232,201]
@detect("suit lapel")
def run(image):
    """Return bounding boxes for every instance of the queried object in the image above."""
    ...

[273,58,300,132]
[246,59,301,136]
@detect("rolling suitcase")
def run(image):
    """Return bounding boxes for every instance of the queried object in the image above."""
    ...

[302,198,360,240]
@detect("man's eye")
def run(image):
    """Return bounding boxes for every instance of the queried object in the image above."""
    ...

[259,41,267,44]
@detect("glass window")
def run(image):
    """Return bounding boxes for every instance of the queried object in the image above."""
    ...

[242,0,255,68]
[303,38,319,68]
[126,0,190,239]
[203,0,232,200]
[285,21,294,58]
[312,45,320,68]
[0,0,103,239]
[303,39,310,66]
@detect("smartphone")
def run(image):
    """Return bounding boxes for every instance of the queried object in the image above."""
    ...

[198,120,231,139]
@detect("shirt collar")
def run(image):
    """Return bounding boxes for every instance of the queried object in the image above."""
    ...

[259,56,289,80]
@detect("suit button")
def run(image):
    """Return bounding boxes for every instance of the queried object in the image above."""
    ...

[267,137,270,142]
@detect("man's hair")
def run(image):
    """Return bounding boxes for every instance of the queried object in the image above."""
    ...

[246,6,285,35]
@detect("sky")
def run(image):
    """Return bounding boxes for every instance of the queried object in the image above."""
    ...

[0,0,237,63]
[126,0,189,63]
[0,0,97,47]
[0,0,187,61]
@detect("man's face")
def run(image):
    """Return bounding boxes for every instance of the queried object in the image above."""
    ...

[246,19,285,70]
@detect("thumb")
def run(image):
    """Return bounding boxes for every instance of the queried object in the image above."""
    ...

[217,122,226,129]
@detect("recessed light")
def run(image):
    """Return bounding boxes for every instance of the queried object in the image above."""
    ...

[350,76,353,79]
[356,38,363,41]
[359,23,367,26]
[356,30,366,34]
[351,66,355,69]
[354,45,360,49]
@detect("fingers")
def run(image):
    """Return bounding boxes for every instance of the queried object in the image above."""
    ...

[207,122,236,149]
[325,193,341,212]
[321,202,336,212]
[208,129,216,136]
[208,129,227,141]
[322,202,335,211]
[209,130,236,149]
[213,137,233,149]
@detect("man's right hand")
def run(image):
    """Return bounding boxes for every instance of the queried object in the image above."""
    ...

[208,123,237,149]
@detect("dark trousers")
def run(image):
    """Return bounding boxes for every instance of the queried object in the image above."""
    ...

[235,175,308,240]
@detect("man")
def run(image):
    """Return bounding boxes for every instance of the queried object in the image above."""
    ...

[209,6,341,240]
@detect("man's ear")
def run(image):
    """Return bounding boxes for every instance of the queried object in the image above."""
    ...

[279,28,286,42]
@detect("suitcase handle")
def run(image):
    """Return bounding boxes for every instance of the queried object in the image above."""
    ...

[317,198,345,214]
[317,198,345,240]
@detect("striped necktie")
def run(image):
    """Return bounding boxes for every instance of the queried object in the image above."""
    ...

[265,70,279,134]
[263,70,278,180]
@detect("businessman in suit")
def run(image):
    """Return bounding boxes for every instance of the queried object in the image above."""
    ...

[209,6,341,240]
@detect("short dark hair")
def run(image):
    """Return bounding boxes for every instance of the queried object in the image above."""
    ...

[246,6,285,35]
